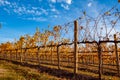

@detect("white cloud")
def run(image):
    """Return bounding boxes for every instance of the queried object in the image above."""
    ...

[32,7,38,10]
[4,0,10,5]
[50,0,56,3]
[0,0,10,6]
[0,0,49,22]
[88,2,92,7]
[50,15,59,18]
[57,0,72,4]
[0,1,48,16]
[49,0,72,11]
[25,17,47,22]
[3,8,10,14]
[35,11,42,15]
[49,4,54,8]
[54,15,58,18]
[66,0,72,4]
[40,8,48,15]
[51,8,56,12]
[13,5,48,16]
[51,8,59,14]
[61,4,69,10]
[50,0,72,5]
[49,4,59,14]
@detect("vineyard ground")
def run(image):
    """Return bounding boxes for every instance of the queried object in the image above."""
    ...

[0,60,60,80]
[0,59,120,80]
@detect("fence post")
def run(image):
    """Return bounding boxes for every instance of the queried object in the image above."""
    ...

[0,50,2,59]
[24,48,27,63]
[4,51,5,59]
[74,20,78,77]
[3,50,5,59]
[37,47,40,65]
[57,45,60,69]
[114,34,120,77]
[15,49,17,61]
[10,50,12,61]
[20,48,23,62]
[51,45,53,64]
[98,42,102,80]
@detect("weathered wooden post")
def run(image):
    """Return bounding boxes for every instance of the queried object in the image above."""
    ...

[57,45,60,69]
[51,44,53,64]
[114,34,120,77]
[3,50,5,59]
[10,50,12,61]
[15,49,18,61]
[20,48,23,62]
[19,36,24,63]
[36,47,40,65]
[98,42,102,80]
[74,20,78,77]
[24,48,27,63]
[4,50,6,59]
[0,50,1,59]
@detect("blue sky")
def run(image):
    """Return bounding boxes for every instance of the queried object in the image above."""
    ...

[0,0,120,43]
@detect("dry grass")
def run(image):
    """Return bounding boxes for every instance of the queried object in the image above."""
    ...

[0,60,60,80]
[0,59,120,80]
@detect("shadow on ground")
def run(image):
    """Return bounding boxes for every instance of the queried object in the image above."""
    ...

[1,59,101,80]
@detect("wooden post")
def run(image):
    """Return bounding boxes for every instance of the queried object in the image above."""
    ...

[74,20,78,77]
[98,42,102,80]
[51,44,53,64]
[37,47,40,65]
[15,49,17,60]
[68,56,70,66]
[20,48,23,62]
[92,55,94,64]
[114,34,120,77]
[10,50,13,61]
[57,45,60,69]
[3,50,5,59]
[0,50,2,59]
[3,51,5,59]
[24,48,27,63]
[10,50,12,61]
